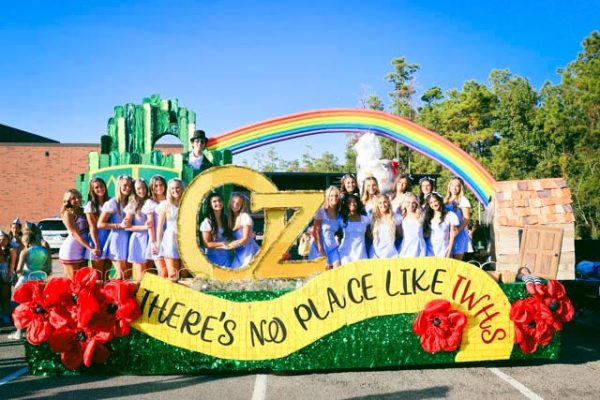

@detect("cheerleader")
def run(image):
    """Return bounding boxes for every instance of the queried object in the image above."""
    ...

[143,175,168,277]
[369,194,401,258]
[398,193,427,257]
[338,194,369,265]
[424,192,458,257]
[390,174,412,216]
[200,192,233,268]
[227,193,259,268]
[444,177,472,260]
[98,175,133,279]
[84,177,110,279]
[59,189,97,279]
[156,178,185,280]
[126,179,150,280]
[360,176,380,217]
[314,186,343,268]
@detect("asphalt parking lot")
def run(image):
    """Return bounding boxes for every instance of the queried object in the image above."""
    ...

[1,259,600,400]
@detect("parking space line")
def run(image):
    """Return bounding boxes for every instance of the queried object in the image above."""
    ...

[0,367,28,386]
[488,367,543,400]
[251,374,267,400]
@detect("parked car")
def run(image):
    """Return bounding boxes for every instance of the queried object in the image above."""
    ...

[38,217,68,252]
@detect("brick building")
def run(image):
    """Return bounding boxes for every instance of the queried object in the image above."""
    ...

[0,123,181,231]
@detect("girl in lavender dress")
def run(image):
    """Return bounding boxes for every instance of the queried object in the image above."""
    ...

[398,193,427,257]
[390,174,412,217]
[200,192,233,268]
[84,177,110,280]
[444,177,472,260]
[126,179,150,281]
[228,193,259,269]
[143,175,167,278]
[157,178,185,280]
[59,189,97,279]
[369,194,401,259]
[314,186,343,268]
[360,176,380,218]
[98,175,133,279]
[424,192,459,258]
[338,194,369,265]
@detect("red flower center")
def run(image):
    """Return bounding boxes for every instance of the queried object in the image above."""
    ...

[72,294,78,303]
[34,304,47,314]
[549,301,559,311]
[76,331,88,342]
[107,303,118,314]
[528,321,537,329]
[432,317,441,327]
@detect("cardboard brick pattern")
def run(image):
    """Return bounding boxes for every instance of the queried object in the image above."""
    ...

[493,178,575,280]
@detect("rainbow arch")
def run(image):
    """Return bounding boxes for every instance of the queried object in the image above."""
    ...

[207,109,496,206]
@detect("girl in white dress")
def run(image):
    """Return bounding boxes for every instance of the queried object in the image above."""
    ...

[98,175,133,279]
[390,174,412,217]
[398,193,427,257]
[156,178,185,280]
[314,186,343,268]
[228,193,259,268]
[200,193,233,268]
[126,179,150,281]
[444,177,472,260]
[338,194,369,265]
[424,193,459,257]
[360,177,380,217]
[143,175,167,278]
[84,177,110,280]
[369,194,401,259]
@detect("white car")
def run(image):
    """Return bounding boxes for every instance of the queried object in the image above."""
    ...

[38,217,68,252]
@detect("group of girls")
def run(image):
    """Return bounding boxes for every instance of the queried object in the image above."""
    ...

[59,175,186,281]
[310,173,472,268]
[58,174,262,280]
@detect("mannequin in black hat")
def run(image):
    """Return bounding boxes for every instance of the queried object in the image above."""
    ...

[184,130,213,175]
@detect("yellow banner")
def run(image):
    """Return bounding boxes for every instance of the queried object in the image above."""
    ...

[133,258,514,362]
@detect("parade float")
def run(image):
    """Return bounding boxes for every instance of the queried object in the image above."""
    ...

[16,95,575,375]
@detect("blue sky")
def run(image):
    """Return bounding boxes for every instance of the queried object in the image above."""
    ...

[1,1,598,166]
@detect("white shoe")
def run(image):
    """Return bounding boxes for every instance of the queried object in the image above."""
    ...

[7,330,22,340]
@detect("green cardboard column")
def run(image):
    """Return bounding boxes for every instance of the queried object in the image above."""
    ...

[143,103,152,153]
[133,105,145,154]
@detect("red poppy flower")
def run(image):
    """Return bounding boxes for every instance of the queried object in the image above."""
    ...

[99,280,140,337]
[510,297,556,353]
[412,299,467,353]
[527,280,574,330]
[12,278,74,345]
[70,268,102,327]
[48,324,112,370]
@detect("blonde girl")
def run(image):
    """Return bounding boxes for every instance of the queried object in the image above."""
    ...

[227,193,259,268]
[156,178,185,280]
[444,177,472,260]
[313,186,343,268]
[360,176,380,217]
[398,192,427,257]
[84,177,110,279]
[59,189,96,279]
[98,175,133,279]
[369,194,401,259]
[143,175,168,277]
[126,179,150,280]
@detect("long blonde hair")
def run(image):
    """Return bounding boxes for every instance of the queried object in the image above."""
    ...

[165,178,185,220]
[361,177,380,206]
[391,174,411,201]
[402,192,422,220]
[115,175,133,214]
[60,189,84,216]
[324,186,341,212]
[444,177,466,206]
[228,193,250,231]
[372,194,395,243]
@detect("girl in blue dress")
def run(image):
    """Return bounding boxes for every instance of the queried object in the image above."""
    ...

[84,177,110,280]
[418,177,436,209]
[369,194,401,259]
[314,186,343,268]
[59,189,96,279]
[98,175,133,279]
[126,179,150,281]
[424,192,459,258]
[391,174,412,217]
[143,175,167,278]
[157,178,185,280]
[398,193,427,257]
[200,192,233,268]
[227,193,260,268]
[444,177,472,260]
[340,174,360,200]
[338,194,369,265]
[360,177,380,217]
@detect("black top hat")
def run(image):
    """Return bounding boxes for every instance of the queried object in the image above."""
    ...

[190,130,208,142]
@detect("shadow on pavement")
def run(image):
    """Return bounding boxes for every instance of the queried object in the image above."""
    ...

[345,385,450,400]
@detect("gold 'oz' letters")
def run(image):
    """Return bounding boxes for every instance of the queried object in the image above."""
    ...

[177,165,327,281]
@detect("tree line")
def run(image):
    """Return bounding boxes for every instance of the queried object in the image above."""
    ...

[245,32,600,239]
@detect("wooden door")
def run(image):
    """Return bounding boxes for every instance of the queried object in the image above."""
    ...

[519,226,564,279]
